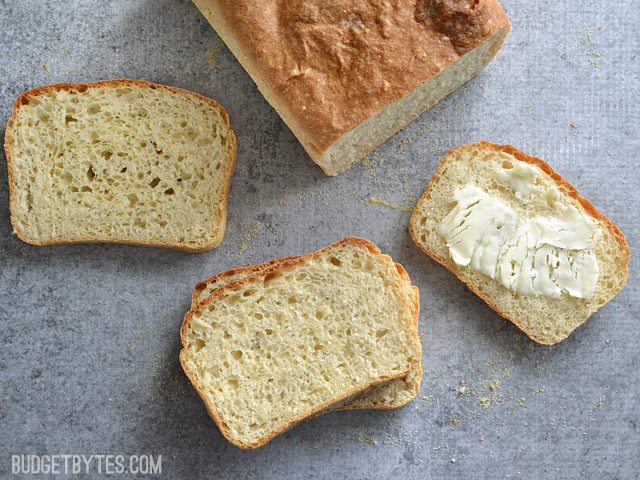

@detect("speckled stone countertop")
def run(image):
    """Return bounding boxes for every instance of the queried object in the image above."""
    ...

[1,1,638,479]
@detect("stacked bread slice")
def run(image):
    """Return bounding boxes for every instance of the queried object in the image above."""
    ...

[180,238,423,448]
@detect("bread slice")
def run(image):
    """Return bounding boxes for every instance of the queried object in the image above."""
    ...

[5,79,237,251]
[180,238,422,448]
[192,0,510,175]
[409,142,630,345]
[191,259,422,410]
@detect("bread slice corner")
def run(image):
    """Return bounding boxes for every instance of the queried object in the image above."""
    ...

[409,142,629,345]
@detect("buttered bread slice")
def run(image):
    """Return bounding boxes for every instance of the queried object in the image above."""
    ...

[5,79,236,251]
[410,142,629,345]
[191,259,422,411]
[180,238,422,448]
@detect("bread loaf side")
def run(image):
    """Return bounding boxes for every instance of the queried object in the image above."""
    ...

[192,0,510,175]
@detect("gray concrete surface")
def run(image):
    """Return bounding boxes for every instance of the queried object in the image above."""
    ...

[1,1,638,478]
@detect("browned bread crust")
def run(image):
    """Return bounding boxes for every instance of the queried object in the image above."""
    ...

[193,0,510,170]
[191,257,299,306]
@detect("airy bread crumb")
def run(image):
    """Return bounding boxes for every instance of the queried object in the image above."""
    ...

[5,79,237,251]
[191,257,422,411]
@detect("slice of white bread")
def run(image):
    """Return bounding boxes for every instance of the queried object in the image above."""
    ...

[191,259,422,410]
[409,142,630,345]
[192,0,510,175]
[180,238,422,448]
[5,79,237,251]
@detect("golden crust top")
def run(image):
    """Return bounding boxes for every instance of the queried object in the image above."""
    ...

[198,0,510,153]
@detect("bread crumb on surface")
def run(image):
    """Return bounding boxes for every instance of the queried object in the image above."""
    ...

[239,222,261,254]
[381,432,405,447]
[360,153,384,177]
[207,44,222,70]
[42,63,49,72]
[367,196,414,213]
[570,121,577,128]
[358,434,378,446]
[587,30,593,42]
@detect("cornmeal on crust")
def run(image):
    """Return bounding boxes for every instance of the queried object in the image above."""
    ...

[410,142,629,344]
[5,79,236,251]
[191,259,422,411]
[192,0,510,175]
[180,238,422,448]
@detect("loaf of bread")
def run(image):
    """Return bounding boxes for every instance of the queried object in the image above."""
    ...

[191,259,422,410]
[5,79,236,251]
[192,0,510,175]
[180,238,422,448]
[410,142,630,344]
